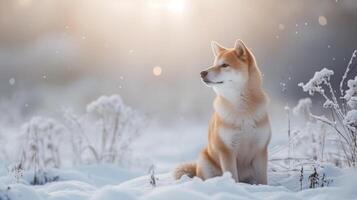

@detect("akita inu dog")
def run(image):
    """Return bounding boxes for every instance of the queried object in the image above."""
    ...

[174,40,271,184]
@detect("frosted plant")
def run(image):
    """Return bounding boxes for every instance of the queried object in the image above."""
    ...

[299,68,334,96]
[340,50,357,97]
[308,167,319,189]
[292,115,327,163]
[293,98,312,121]
[148,165,158,187]
[62,94,146,166]
[344,110,357,128]
[86,95,146,164]
[299,166,303,191]
[17,117,66,184]
[8,163,23,183]
[270,98,330,170]
[284,106,293,167]
[19,117,66,183]
[347,96,357,109]
[293,98,329,163]
[344,77,357,100]
[0,135,8,162]
[63,109,99,165]
[299,50,357,167]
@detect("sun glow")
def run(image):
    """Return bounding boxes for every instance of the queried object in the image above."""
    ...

[167,0,186,14]
[147,0,186,15]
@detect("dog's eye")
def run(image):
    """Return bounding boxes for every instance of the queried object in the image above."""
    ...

[221,63,229,68]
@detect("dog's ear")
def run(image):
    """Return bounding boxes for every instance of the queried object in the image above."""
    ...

[234,39,248,57]
[211,41,225,56]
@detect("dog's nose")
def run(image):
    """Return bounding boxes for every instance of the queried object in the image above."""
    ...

[200,71,208,78]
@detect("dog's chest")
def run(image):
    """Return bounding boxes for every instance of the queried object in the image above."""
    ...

[218,118,269,152]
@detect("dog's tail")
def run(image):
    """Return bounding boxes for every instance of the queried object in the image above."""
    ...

[173,162,197,180]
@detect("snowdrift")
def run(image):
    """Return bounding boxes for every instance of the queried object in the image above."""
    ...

[0,164,356,200]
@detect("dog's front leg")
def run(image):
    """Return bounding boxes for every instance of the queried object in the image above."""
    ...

[252,148,268,185]
[219,152,238,182]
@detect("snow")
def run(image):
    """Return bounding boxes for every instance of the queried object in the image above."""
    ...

[0,167,357,200]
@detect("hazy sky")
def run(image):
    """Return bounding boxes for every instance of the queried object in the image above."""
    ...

[1,0,357,123]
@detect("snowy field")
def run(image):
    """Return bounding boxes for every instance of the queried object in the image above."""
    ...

[2,1,357,199]
[0,52,357,199]
[0,120,357,200]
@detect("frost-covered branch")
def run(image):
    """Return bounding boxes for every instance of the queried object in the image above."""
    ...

[310,114,349,145]
[340,50,357,97]
[299,50,357,167]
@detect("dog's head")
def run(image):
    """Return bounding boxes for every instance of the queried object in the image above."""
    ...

[200,40,252,93]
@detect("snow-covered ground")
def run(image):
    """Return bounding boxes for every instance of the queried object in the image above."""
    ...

[0,163,356,200]
[0,120,356,200]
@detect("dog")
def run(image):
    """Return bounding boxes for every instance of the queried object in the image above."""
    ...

[173,40,271,184]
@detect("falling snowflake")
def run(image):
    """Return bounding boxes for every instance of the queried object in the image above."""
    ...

[9,78,15,86]
[280,82,287,92]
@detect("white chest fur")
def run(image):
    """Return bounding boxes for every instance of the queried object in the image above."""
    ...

[219,123,269,150]
[213,87,271,154]
[218,113,270,153]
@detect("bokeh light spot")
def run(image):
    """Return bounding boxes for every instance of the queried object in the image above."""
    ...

[153,66,162,76]
[278,24,285,31]
[318,16,327,26]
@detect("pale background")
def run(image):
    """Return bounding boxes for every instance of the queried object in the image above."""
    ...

[1,0,357,126]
